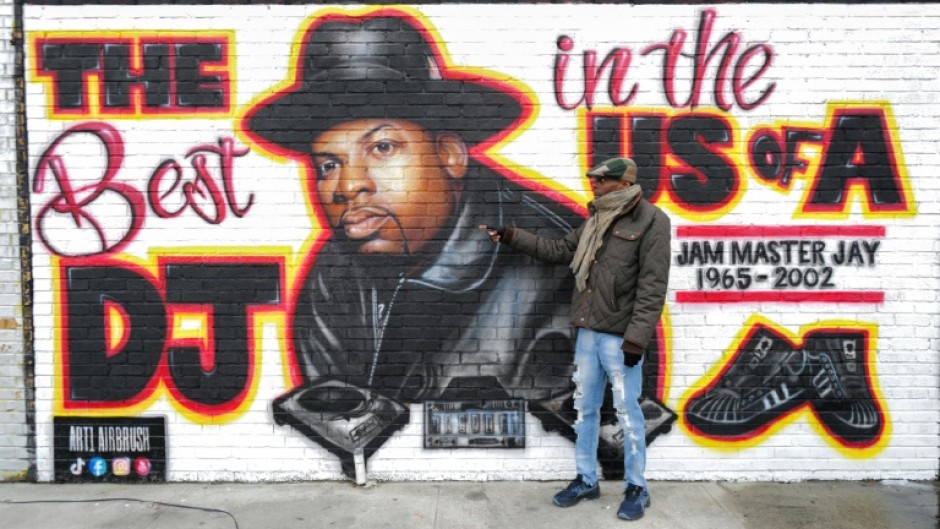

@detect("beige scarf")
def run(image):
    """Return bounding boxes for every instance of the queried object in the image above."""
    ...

[571,185,643,292]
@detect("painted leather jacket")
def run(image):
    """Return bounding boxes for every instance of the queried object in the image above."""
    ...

[291,170,583,405]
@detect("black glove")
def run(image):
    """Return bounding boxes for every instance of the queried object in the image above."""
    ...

[622,340,642,367]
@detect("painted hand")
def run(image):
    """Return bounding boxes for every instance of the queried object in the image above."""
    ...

[478,224,504,243]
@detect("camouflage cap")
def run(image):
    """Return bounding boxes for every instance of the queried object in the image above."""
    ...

[586,157,637,184]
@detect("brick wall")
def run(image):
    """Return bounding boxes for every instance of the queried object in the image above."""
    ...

[0,0,31,480]
[8,2,940,482]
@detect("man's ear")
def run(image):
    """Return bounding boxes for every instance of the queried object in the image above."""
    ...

[435,133,468,180]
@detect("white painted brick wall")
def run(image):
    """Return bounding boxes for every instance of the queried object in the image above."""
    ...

[11,3,940,483]
[0,0,30,481]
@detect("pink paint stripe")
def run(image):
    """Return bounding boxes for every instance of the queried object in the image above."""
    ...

[675,291,885,304]
[676,225,886,238]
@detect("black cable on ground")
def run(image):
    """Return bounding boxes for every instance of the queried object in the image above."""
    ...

[1,497,239,529]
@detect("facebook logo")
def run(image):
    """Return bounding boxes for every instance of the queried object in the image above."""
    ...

[88,456,108,477]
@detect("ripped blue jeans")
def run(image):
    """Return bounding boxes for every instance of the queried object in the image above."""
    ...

[572,327,646,490]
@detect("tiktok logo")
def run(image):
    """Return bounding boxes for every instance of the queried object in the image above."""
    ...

[69,457,85,476]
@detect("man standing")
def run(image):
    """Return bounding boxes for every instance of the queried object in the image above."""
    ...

[485,157,671,521]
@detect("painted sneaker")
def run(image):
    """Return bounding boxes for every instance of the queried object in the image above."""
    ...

[804,331,883,445]
[552,475,600,507]
[617,483,651,521]
[684,327,810,437]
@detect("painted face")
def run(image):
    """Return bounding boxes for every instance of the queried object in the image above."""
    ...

[310,119,467,255]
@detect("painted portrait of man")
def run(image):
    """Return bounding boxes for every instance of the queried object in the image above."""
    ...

[241,9,671,475]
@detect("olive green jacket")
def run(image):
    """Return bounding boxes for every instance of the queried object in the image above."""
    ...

[502,198,671,358]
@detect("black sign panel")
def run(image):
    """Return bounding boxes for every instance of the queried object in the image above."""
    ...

[53,416,167,482]
[424,400,525,449]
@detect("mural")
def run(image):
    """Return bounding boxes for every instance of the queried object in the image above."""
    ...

[22,3,938,482]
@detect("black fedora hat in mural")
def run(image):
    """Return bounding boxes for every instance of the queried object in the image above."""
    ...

[244,14,527,155]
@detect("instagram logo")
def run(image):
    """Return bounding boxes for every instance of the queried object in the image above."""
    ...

[112,457,131,477]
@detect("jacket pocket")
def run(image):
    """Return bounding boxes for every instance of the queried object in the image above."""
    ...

[611,226,646,242]
[605,227,644,265]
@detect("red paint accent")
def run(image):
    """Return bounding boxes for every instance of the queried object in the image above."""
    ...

[676,225,886,238]
[851,144,866,166]
[676,291,884,304]
[655,319,668,403]
[103,299,130,359]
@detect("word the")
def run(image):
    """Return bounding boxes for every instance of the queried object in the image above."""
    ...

[34,34,232,117]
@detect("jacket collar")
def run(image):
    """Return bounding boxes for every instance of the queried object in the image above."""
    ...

[408,188,500,292]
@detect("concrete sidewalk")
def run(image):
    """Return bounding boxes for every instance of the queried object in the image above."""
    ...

[1,479,937,529]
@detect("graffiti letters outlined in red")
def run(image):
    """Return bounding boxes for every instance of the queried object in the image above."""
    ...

[31,31,234,119]
[54,252,287,422]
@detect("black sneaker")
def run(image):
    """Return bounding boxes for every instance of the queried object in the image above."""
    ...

[617,484,650,521]
[804,331,883,445]
[684,328,809,437]
[552,475,600,507]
